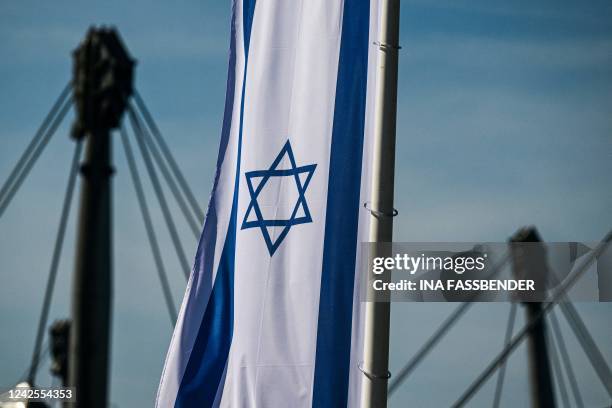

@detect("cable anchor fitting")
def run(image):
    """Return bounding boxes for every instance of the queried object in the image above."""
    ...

[373,41,402,51]
[358,361,392,381]
[364,202,398,218]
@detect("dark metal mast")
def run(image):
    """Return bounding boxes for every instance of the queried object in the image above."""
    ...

[510,227,556,408]
[68,27,134,408]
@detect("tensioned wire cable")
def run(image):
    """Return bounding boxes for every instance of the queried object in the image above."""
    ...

[0,85,72,220]
[387,302,472,396]
[120,124,178,325]
[0,82,70,206]
[451,229,612,408]
[127,104,191,280]
[130,104,201,239]
[388,252,511,396]
[19,341,50,385]
[543,271,612,398]
[133,90,205,223]
[491,302,517,408]
[558,300,612,398]
[28,138,82,385]
[547,314,571,408]
[550,309,584,407]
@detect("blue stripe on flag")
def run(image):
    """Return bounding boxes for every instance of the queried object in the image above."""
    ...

[175,1,257,406]
[312,0,371,406]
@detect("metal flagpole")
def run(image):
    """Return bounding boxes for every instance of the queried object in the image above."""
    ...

[361,0,400,407]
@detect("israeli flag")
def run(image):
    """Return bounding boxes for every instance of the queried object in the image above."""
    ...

[157,0,381,406]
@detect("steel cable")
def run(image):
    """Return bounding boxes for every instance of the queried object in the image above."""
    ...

[130,106,201,239]
[19,341,50,385]
[0,92,73,220]
[388,252,510,396]
[491,302,517,408]
[547,314,571,408]
[28,139,82,385]
[0,83,71,206]
[133,91,205,222]
[558,301,612,398]
[550,309,584,407]
[120,125,178,325]
[128,106,191,280]
[451,229,612,407]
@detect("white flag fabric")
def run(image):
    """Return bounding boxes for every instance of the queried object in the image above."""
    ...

[157,0,381,406]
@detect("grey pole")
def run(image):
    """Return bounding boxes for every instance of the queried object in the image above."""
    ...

[67,27,134,408]
[68,127,113,408]
[361,1,400,407]
[524,302,557,408]
[510,227,556,408]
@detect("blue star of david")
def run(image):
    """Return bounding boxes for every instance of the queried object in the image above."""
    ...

[241,140,316,256]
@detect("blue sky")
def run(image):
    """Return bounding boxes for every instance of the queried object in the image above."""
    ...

[1,1,611,407]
